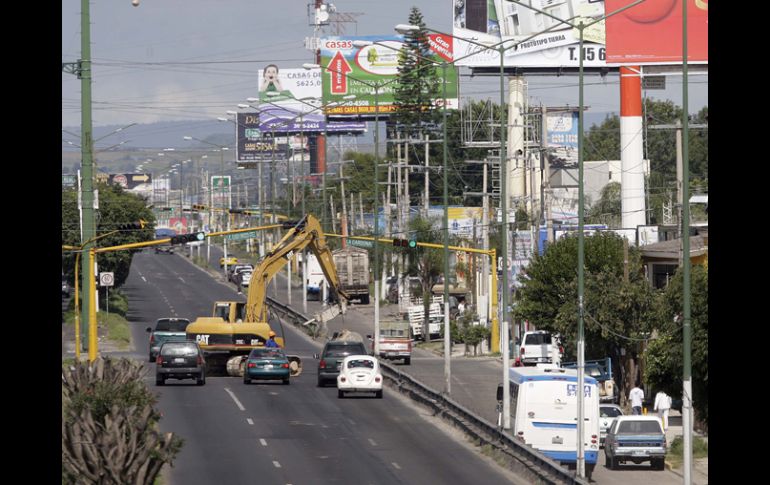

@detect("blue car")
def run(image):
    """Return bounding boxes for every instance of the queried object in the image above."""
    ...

[243,347,291,385]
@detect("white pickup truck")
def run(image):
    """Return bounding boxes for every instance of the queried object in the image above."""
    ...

[369,320,412,365]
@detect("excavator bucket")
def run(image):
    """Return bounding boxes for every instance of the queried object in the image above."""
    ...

[287,355,302,377]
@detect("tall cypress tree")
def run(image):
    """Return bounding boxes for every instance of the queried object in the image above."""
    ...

[393,7,441,137]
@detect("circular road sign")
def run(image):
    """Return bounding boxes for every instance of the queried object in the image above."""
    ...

[99,272,115,287]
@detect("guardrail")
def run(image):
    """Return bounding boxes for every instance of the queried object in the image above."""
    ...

[264,297,587,485]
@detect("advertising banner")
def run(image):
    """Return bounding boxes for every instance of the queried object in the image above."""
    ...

[546,110,579,166]
[107,173,152,191]
[169,217,188,234]
[211,176,231,210]
[255,66,367,134]
[605,0,708,65]
[453,0,608,69]
[319,35,459,116]
[236,113,290,161]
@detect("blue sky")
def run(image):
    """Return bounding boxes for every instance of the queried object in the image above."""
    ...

[62,0,707,135]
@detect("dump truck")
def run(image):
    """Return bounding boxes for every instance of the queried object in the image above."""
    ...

[185,215,350,377]
[332,246,370,304]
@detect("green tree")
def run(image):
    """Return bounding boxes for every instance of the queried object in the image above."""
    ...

[514,232,658,401]
[393,7,441,137]
[644,264,708,427]
[399,215,444,341]
[586,181,621,228]
[62,183,156,288]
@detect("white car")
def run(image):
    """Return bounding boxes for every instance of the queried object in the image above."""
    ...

[241,270,252,287]
[599,404,624,447]
[519,330,562,366]
[336,355,383,399]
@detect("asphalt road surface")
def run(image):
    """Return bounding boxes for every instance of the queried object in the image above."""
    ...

[122,250,526,485]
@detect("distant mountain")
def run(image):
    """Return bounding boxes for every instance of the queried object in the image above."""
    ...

[61,120,233,151]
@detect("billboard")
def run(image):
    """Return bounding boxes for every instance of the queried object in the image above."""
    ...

[211,176,231,210]
[106,173,152,190]
[605,0,708,65]
[546,110,579,166]
[319,35,459,116]
[255,66,367,134]
[236,113,290,162]
[453,0,608,69]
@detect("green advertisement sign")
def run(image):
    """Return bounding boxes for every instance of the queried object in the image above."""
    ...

[319,35,459,116]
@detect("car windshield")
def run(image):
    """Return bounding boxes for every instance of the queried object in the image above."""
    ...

[616,420,662,434]
[601,407,623,418]
[525,333,552,345]
[586,366,604,378]
[155,319,190,332]
[325,344,365,357]
[347,359,375,369]
[250,349,285,359]
[160,343,198,356]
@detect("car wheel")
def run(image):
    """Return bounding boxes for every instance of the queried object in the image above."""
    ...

[196,373,205,386]
[338,390,344,398]
[282,378,290,385]
[149,354,154,363]
[653,458,665,471]
[244,377,251,385]
[375,390,383,399]
[317,377,324,387]
[156,376,165,386]
[404,357,411,365]
[361,295,370,305]
[610,456,618,470]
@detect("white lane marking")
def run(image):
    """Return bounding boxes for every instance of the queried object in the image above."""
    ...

[273,461,281,468]
[141,276,147,282]
[247,418,254,426]
[224,388,246,411]
[260,439,267,447]
[178,277,186,284]
[347,419,356,425]
[392,462,401,470]
[368,438,377,446]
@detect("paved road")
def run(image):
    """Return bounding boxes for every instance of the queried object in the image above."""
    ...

[120,250,526,485]
[198,244,703,485]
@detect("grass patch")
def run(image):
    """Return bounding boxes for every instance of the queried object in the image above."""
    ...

[666,435,708,469]
[100,312,131,350]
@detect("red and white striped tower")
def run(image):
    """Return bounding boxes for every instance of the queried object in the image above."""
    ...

[620,66,646,229]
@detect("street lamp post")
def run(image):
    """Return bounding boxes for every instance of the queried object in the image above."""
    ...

[504,1,644,476]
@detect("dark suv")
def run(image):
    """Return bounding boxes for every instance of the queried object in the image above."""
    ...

[314,340,368,387]
[155,341,206,386]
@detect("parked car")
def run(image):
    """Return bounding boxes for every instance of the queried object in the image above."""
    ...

[243,347,291,385]
[155,341,206,386]
[337,355,383,398]
[314,339,369,387]
[599,404,625,447]
[604,415,666,470]
[146,317,191,362]
[220,256,238,268]
[519,330,562,366]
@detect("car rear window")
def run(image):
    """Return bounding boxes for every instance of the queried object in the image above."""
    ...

[616,420,662,434]
[347,359,375,369]
[250,348,285,359]
[155,319,190,332]
[600,407,623,418]
[325,343,366,357]
[160,343,198,356]
[525,333,552,345]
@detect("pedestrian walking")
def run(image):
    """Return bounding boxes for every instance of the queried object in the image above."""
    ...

[654,390,672,430]
[629,383,645,415]
[233,271,243,294]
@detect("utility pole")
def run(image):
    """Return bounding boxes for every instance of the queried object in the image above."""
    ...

[424,133,430,217]
[463,159,494,329]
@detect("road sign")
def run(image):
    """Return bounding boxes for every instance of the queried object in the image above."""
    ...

[226,231,258,241]
[99,272,114,287]
[348,238,373,249]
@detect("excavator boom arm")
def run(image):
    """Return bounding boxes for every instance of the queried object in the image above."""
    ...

[245,215,349,322]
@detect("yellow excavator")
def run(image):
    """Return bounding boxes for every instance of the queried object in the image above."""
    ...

[185,215,350,377]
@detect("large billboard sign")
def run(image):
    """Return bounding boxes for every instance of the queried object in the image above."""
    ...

[453,0,608,69]
[605,0,708,65]
[236,113,290,162]
[546,110,579,166]
[319,35,459,116]
[255,66,367,134]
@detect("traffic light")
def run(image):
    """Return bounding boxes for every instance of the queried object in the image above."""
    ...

[117,219,147,231]
[392,238,418,249]
[192,204,206,211]
[170,232,206,245]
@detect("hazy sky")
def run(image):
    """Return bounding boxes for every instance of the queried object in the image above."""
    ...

[62,0,707,135]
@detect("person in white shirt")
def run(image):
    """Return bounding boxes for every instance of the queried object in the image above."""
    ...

[654,390,672,430]
[629,384,644,415]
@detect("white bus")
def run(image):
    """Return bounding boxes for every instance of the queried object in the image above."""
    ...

[508,366,600,477]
